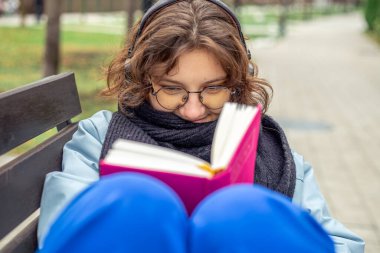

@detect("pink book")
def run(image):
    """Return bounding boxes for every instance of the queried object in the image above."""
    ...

[99,103,261,214]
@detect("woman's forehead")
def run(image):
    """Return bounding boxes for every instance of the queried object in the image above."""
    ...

[152,49,227,85]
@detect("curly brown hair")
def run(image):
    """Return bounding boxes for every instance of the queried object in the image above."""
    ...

[102,0,272,114]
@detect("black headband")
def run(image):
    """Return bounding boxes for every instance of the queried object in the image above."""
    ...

[127,0,251,60]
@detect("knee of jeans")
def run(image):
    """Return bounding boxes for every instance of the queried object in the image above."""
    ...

[41,173,188,253]
[189,184,334,253]
[54,173,187,234]
[85,172,187,218]
[191,184,290,221]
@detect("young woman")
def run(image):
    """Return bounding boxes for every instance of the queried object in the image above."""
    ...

[37,0,364,252]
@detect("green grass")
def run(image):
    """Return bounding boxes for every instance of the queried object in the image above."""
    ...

[0,25,121,120]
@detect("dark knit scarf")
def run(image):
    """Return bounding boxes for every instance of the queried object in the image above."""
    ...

[100,103,296,198]
[100,103,217,162]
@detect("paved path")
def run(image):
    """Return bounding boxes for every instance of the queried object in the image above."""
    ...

[250,12,380,253]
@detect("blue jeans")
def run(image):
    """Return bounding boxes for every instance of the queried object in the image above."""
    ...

[39,173,334,253]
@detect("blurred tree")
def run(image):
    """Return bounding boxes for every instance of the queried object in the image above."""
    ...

[364,0,380,31]
[35,0,44,23]
[19,0,26,27]
[301,0,313,20]
[233,0,241,8]
[0,0,4,16]
[126,0,137,34]
[142,0,154,12]
[44,0,63,76]
[278,0,292,37]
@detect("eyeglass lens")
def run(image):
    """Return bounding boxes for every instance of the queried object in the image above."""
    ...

[155,86,231,110]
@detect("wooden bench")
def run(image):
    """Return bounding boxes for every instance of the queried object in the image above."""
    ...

[0,72,82,253]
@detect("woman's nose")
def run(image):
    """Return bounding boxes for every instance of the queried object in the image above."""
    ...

[178,93,206,122]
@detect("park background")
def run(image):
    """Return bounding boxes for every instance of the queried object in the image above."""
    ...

[0,0,379,252]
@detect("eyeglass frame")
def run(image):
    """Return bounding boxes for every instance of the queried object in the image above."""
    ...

[150,85,237,110]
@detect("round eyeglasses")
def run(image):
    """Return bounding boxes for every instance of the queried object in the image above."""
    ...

[151,86,235,110]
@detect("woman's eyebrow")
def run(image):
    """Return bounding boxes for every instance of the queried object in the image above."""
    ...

[160,76,227,85]
[159,78,184,85]
[203,77,227,84]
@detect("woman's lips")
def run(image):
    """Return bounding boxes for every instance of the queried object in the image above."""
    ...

[192,116,209,123]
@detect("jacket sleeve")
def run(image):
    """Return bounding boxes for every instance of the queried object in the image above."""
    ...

[37,110,112,249]
[292,152,365,253]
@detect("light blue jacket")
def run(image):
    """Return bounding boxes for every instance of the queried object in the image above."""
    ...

[37,110,365,252]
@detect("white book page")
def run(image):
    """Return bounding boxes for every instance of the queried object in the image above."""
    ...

[105,140,211,178]
[210,103,236,166]
[211,103,258,169]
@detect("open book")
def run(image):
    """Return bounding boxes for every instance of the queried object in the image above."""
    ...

[99,102,262,214]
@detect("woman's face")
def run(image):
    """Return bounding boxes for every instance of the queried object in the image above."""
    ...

[148,49,227,123]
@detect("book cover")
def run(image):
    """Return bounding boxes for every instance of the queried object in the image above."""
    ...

[99,103,261,214]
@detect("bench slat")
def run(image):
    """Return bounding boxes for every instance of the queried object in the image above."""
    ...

[0,123,78,239]
[0,72,81,155]
[0,209,39,253]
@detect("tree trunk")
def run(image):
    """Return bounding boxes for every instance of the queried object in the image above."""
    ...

[126,0,137,35]
[233,0,241,9]
[43,0,63,76]
[142,0,154,12]
[19,0,26,27]
[278,0,292,37]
